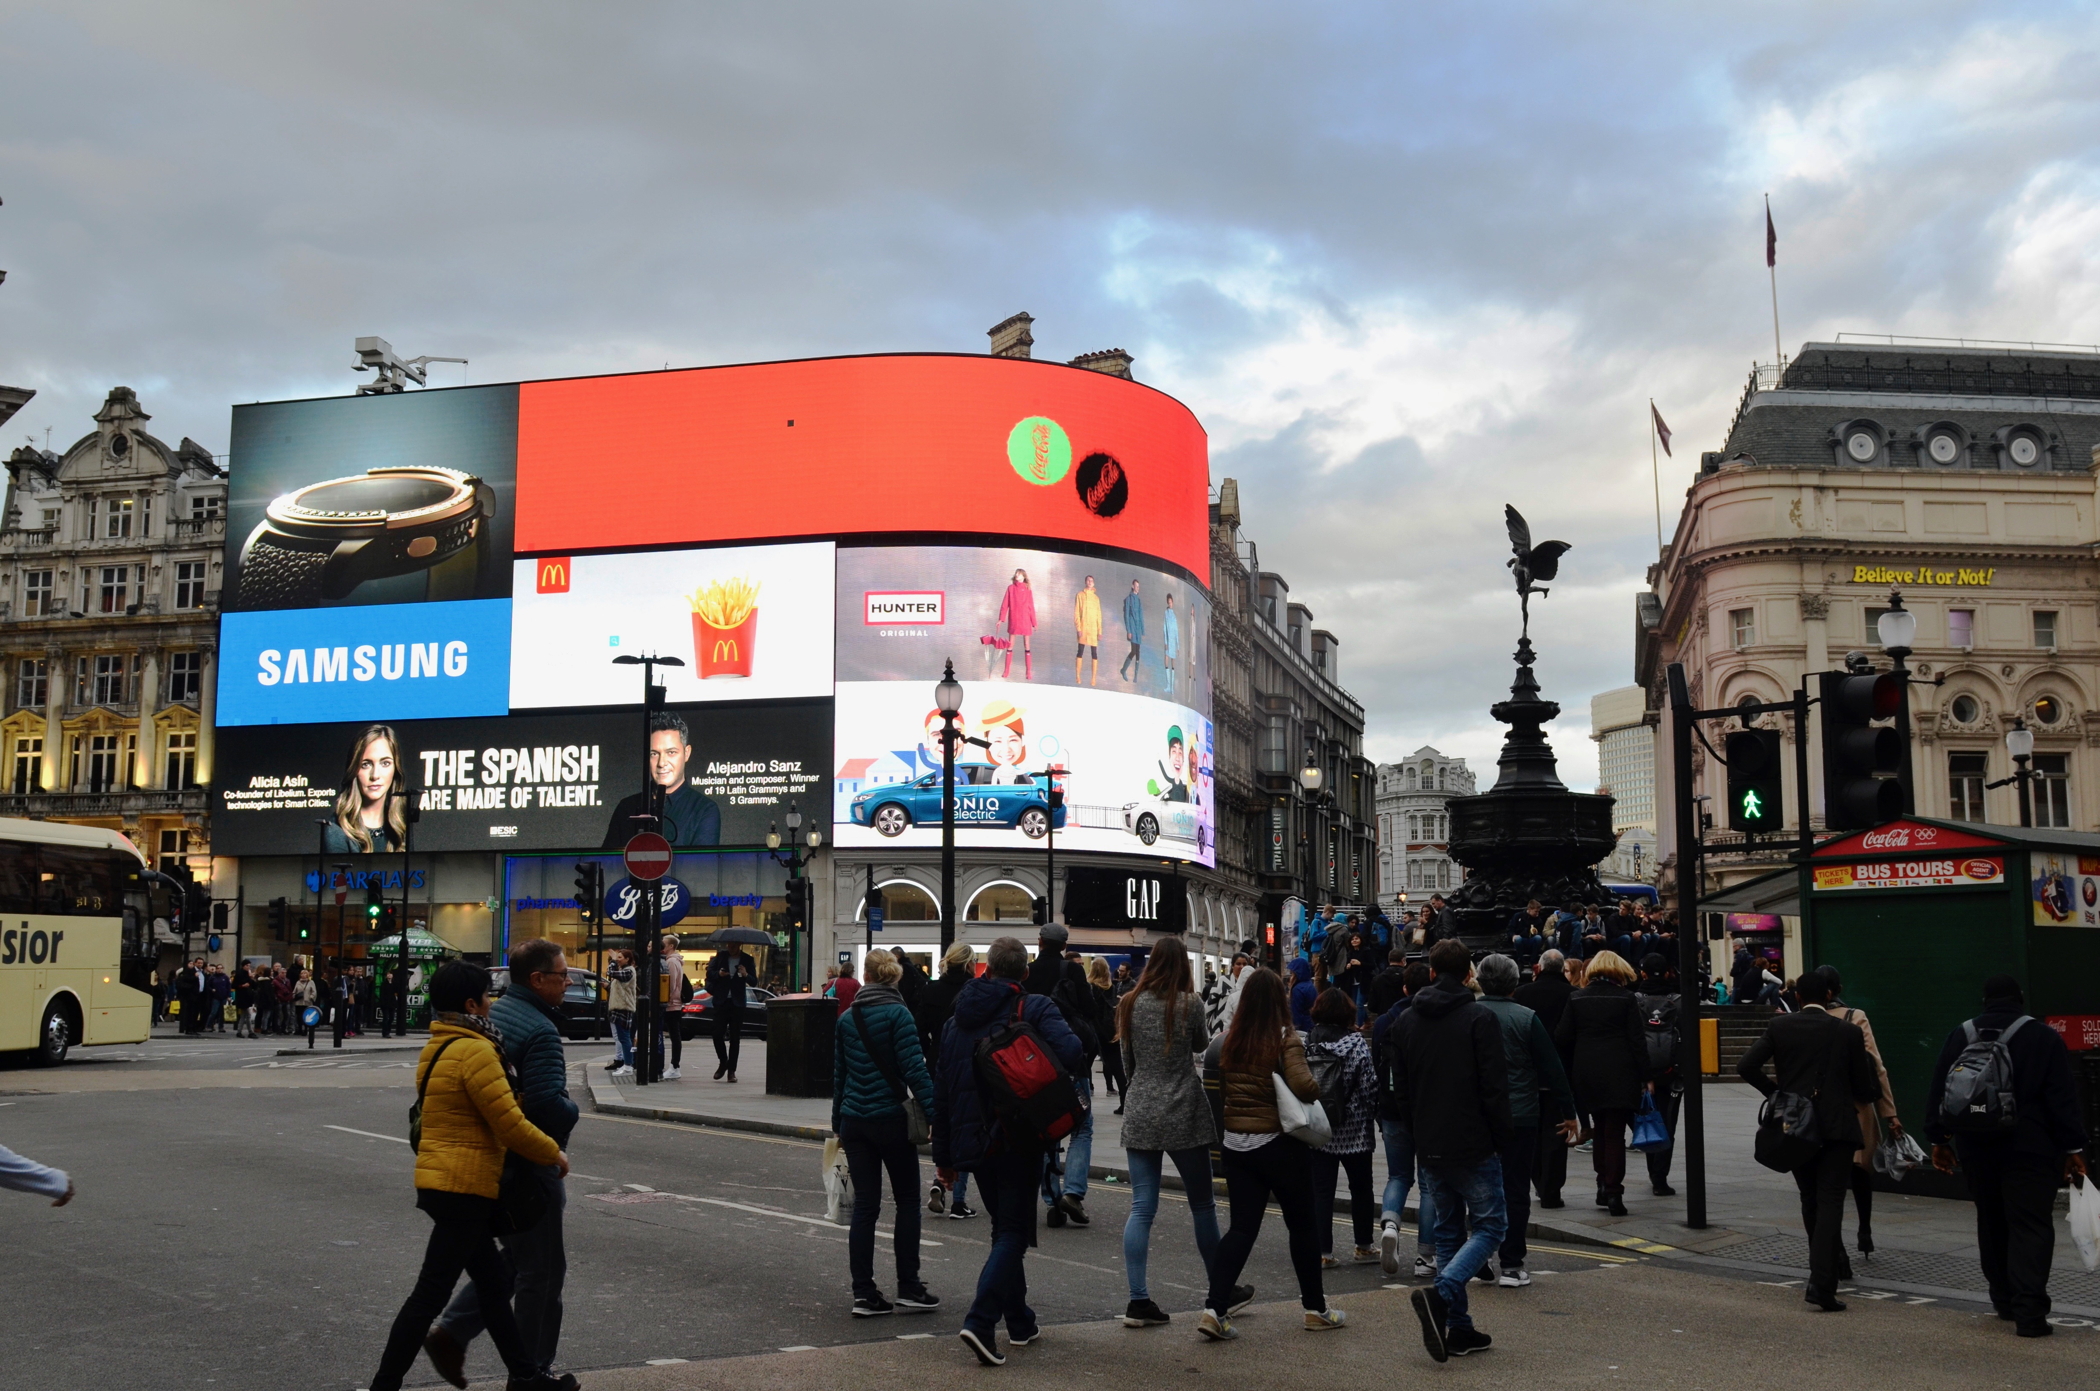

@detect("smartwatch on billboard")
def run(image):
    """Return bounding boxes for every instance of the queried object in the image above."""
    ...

[233,465,491,608]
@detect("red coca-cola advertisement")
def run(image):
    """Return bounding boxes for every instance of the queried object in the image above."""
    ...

[1812,819,2006,859]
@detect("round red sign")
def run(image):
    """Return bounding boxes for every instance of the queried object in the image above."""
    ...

[623,832,674,883]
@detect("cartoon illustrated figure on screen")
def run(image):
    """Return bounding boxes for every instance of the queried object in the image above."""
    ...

[913,708,948,776]
[326,724,408,854]
[980,700,1029,783]
[1118,578,1145,683]
[1074,574,1102,686]
[996,568,1037,680]
[1163,592,1179,690]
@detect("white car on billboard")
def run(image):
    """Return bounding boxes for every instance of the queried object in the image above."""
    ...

[1122,795,1207,852]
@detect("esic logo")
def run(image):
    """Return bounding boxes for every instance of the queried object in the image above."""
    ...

[537,558,571,594]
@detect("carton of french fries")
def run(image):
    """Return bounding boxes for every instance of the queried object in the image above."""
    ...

[690,577,760,678]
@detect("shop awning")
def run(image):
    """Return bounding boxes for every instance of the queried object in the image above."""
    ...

[1700,864,1801,918]
[368,929,454,958]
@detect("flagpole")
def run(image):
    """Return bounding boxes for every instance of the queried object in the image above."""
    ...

[1650,400,1664,551]
[1766,193,1784,370]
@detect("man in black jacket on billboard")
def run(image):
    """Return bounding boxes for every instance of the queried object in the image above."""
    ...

[1925,975,2091,1337]
[1737,970,1881,1311]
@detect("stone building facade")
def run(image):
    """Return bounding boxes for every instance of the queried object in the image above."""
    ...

[1373,747,1475,914]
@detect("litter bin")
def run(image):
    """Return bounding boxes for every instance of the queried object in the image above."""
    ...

[766,995,835,1098]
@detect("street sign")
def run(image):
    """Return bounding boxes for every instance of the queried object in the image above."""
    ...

[332,871,347,907]
[868,905,885,933]
[623,832,673,882]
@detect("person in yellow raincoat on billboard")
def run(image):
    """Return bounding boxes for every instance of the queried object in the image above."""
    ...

[1074,574,1103,686]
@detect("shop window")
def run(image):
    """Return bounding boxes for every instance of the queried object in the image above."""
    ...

[869,880,938,922]
[2036,754,2072,828]
[1947,751,1987,822]
[965,882,1033,923]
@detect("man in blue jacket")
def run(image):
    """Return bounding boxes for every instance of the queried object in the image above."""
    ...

[1117,579,1145,682]
[933,936,1085,1367]
[426,939,580,1390]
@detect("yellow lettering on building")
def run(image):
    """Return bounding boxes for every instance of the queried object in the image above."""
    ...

[1853,564,1993,587]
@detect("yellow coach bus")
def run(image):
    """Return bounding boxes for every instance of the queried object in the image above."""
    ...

[0,818,155,1064]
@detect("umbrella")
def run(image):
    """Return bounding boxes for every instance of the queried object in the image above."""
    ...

[709,927,775,945]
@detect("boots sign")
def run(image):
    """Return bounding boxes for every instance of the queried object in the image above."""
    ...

[1062,864,1185,933]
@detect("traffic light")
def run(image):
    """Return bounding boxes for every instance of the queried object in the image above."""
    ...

[1724,728,1784,833]
[574,863,602,924]
[1818,669,1905,830]
[366,880,385,926]
[184,881,210,936]
[784,878,808,931]
[1032,895,1050,925]
[268,896,288,939]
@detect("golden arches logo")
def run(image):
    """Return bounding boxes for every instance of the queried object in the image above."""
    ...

[537,558,571,593]
[711,639,740,662]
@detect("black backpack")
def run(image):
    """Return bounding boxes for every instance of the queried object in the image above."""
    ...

[1305,1039,1351,1119]
[1640,993,1681,1080]
[1939,1016,2030,1136]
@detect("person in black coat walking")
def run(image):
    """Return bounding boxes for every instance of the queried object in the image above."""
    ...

[1925,974,2091,1336]
[1552,951,1645,1215]
[1737,970,1881,1310]
[1515,951,1577,1207]
[916,941,978,1220]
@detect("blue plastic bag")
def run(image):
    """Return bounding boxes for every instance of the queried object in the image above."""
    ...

[1631,1091,1671,1152]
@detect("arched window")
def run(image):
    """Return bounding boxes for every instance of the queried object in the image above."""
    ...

[965,881,1036,923]
[855,880,938,921]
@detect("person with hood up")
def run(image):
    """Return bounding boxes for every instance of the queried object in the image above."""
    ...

[1073,575,1103,686]
[1287,956,1318,1033]
[933,937,1085,1367]
[996,568,1037,680]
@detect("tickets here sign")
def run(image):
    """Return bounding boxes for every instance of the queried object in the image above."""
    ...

[1812,856,2004,892]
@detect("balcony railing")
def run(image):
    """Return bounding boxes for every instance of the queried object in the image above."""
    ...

[0,787,206,817]
[3,529,56,549]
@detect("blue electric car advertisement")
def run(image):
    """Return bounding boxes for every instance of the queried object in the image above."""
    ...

[217,597,514,725]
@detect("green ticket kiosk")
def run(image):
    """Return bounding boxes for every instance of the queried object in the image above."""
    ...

[1801,817,2100,1151]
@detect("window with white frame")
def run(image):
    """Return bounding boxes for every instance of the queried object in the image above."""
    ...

[1730,607,1756,647]
[173,561,207,610]
[21,570,53,617]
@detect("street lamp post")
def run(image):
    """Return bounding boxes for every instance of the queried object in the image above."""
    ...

[1875,590,1920,812]
[1989,719,2036,828]
[767,802,823,990]
[934,661,964,954]
[1297,747,1325,972]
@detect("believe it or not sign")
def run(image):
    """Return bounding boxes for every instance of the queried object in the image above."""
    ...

[1852,564,1996,587]
[2045,1015,2100,1051]
[2029,852,2100,928]
[1813,856,2004,892]
[1062,863,1187,933]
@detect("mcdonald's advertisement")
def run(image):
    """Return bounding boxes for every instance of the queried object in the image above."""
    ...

[211,699,832,856]
[508,542,835,709]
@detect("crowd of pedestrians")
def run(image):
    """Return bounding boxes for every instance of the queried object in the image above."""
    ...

[155,957,415,1043]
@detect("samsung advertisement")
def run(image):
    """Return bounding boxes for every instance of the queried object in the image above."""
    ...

[216,354,1213,869]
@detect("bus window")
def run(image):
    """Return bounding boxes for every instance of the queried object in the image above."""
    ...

[0,843,35,914]
[37,845,124,915]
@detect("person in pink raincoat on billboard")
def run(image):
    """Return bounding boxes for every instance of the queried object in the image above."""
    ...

[997,568,1038,680]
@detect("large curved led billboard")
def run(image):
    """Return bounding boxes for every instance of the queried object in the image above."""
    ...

[213,354,1211,863]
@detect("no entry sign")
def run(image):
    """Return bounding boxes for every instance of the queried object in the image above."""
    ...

[623,832,673,883]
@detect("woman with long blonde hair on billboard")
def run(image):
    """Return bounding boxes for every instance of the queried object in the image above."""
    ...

[326,724,409,854]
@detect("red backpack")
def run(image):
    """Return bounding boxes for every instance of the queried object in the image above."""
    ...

[973,993,1087,1144]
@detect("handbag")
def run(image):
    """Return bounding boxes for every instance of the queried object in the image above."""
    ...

[1753,1089,1822,1172]
[1274,1071,1332,1149]
[408,1037,462,1152]
[853,999,930,1145]
[1630,1091,1670,1152]
[1873,1129,1927,1181]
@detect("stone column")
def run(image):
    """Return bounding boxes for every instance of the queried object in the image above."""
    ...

[43,646,65,792]
[195,646,217,787]
[137,647,161,790]
[1799,594,1830,818]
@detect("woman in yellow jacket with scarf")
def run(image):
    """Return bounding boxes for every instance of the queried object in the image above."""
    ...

[369,960,570,1391]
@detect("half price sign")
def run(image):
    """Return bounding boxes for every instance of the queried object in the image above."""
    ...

[1813,856,2004,892]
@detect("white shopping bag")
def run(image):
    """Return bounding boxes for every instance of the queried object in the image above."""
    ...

[2068,1174,2100,1273]
[822,1136,853,1225]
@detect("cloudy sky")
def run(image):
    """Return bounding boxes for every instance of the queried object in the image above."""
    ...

[5,2,2098,788]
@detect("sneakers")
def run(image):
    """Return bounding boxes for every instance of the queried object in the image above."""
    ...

[1447,1327,1494,1356]
[1303,1308,1347,1331]
[1226,1284,1256,1316]
[600,1057,623,1070]
[1379,1221,1402,1275]
[1352,1246,1379,1264]
[852,1294,894,1317]
[609,1065,633,1077]
[928,1182,947,1215]
[1007,1327,1040,1347]
[1498,1266,1531,1288]
[1197,1309,1238,1342]
[1410,1286,1451,1363]
[958,1328,1005,1366]
[895,1287,941,1313]
[947,1201,977,1220]
[663,1066,681,1080]
[1057,1193,1091,1226]
[1123,1299,1171,1327]
[1411,1254,1437,1279]
[1320,1254,1341,1269]
[422,1326,468,1389]
[1474,1266,1496,1285]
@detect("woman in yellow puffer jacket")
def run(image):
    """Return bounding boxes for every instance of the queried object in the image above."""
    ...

[369,960,569,1391]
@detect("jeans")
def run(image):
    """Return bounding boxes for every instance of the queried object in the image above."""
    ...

[1379,1118,1435,1255]
[1208,1138,1325,1314]
[713,1003,744,1074]
[839,1113,923,1300]
[1498,1126,1536,1268]
[438,1163,567,1371]
[1422,1156,1508,1332]
[369,1191,535,1391]
[963,1151,1040,1339]
[1124,1146,1221,1300]
[610,1012,633,1069]
[1963,1145,2061,1325]
[1792,1140,1857,1300]
[1645,1085,1682,1190]
[1311,1147,1376,1254]
[1043,1076,1093,1203]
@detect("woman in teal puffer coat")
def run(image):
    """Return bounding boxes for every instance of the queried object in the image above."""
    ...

[832,952,940,1317]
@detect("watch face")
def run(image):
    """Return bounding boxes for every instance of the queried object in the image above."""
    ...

[291,473,461,518]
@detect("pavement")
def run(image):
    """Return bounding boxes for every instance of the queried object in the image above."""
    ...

[589,1041,2100,1311]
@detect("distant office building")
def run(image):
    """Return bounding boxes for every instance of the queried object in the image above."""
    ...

[1373,747,1475,914]
[1591,685,1656,831]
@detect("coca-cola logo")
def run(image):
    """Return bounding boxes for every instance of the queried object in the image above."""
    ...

[1860,824,1938,851]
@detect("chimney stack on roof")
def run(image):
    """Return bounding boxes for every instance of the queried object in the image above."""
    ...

[988,312,1035,360]
[1067,348,1134,380]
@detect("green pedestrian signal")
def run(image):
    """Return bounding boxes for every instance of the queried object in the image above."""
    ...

[1724,728,1784,832]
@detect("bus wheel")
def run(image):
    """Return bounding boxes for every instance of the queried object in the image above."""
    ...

[33,1000,73,1067]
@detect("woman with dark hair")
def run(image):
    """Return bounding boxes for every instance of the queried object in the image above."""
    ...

[326,724,408,854]
[1116,937,1231,1328]
[1306,987,1380,1267]
[366,960,568,1391]
[1198,968,1345,1341]
[1554,950,1646,1216]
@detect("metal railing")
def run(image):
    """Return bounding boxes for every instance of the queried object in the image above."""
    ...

[1832,332,2100,354]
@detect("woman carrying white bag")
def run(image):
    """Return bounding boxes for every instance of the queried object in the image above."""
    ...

[1198,968,1346,1342]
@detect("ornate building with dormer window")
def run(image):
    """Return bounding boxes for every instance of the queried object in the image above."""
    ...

[0,387,224,870]
[1374,748,1476,915]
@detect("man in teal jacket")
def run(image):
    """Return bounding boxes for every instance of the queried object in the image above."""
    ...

[1118,578,1146,682]
[426,938,580,1389]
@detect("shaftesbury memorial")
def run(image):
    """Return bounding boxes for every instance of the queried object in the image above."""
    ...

[1445,506,1619,944]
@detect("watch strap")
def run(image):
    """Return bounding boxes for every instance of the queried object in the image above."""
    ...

[234,536,331,609]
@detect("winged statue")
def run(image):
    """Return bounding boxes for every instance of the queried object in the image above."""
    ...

[1505,505,1571,638]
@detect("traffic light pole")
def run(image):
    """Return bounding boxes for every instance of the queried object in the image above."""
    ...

[1666,664,1707,1230]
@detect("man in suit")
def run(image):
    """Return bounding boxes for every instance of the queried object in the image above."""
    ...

[1737,969,1882,1310]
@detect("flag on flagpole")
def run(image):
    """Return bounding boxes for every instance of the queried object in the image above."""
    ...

[1765,196,1777,269]
[1651,402,1673,457]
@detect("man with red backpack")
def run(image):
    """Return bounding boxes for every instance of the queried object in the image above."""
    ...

[932,936,1087,1367]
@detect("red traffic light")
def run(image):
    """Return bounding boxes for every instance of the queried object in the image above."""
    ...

[1834,671,1901,721]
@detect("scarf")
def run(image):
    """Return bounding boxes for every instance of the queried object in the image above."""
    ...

[434,1010,505,1049]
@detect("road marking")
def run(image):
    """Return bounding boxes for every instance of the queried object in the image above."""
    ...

[578,1111,821,1150]
[673,1193,942,1245]
[779,1345,817,1352]
[644,1358,689,1365]
[326,1125,409,1145]
[1530,1242,1638,1265]
[1605,1236,1677,1255]
[897,1333,934,1340]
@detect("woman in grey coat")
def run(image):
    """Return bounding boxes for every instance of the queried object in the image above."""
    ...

[1116,936,1231,1328]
